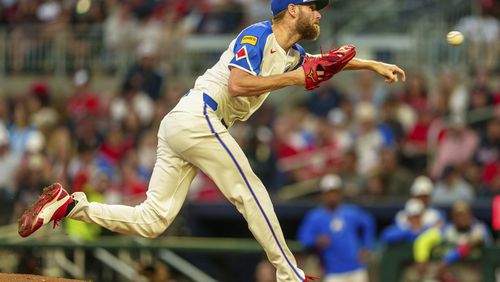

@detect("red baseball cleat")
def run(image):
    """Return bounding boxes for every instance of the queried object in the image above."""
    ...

[18,183,74,237]
[303,275,320,282]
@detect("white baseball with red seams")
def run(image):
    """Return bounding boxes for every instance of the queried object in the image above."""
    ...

[447,31,464,46]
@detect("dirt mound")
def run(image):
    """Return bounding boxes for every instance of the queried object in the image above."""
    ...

[0,273,91,282]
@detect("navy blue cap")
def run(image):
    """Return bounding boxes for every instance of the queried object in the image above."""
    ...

[271,0,329,16]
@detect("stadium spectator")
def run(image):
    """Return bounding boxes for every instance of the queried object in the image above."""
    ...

[66,0,106,70]
[430,116,479,179]
[255,259,277,282]
[66,68,103,124]
[414,201,492,282]
[274,104,316,184]
[98,124,134,166]
[326,105,353,153]
[336,150,365,200]
[395,176,445,228]
[298,174,375,282]
[455,3,499,72]
[474,118,500,167]
[352,102,386,174]
[467,85,494,132]
[45,126,72,186]
[196,0,245,34]
[381,198,429,244]
[433,165,475,206]
[478,173,500,198]
[0,121,19,224]
[403,108,436,172]
[8,102,45,158]
[26,81,58,133]
[348,71,388,109]
[242,125,280,192]
[378,97,406,146]
[305,117,342,178]
[307,82,342,118]
[121,41,164,101]
[103,1,137,53]
[378,148,413,197]
[239,0,271,25]
[110,80,155,127]
[402,71,429,113]
[136,130,157,180]
[438,70,469,120]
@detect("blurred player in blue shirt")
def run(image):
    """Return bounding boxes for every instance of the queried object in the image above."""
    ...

[298,174,375,282]
[381,198,430,244]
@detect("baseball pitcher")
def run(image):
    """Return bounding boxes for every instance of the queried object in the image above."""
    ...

[18,0,405,281]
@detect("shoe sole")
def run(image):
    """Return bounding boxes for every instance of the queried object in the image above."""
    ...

[18,184,69,237]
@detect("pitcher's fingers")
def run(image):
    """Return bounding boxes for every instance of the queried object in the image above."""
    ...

[394,67,406,81]
[385,72,396,83]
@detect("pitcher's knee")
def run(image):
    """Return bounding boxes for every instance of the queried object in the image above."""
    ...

[137,204,169,239]
[141,226,166,239]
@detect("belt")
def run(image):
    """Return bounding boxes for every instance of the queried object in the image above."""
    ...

[201,93,227,128]
[203,93,218,111]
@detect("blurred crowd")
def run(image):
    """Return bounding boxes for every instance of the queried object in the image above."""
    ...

[0,50,499,225]
[0,1,497,282]
[0,0,270,73]
[235,69,500,203]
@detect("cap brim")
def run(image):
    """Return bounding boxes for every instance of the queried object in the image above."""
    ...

[314,0,329,10]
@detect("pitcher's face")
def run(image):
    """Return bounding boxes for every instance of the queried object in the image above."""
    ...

[296,4,321,40]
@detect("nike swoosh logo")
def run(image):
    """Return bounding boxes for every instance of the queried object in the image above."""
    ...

[270,49,277,54]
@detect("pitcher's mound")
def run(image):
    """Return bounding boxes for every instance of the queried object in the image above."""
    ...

[0,273,91,282]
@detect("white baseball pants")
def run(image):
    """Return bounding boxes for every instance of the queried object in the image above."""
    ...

[68,91,306,282]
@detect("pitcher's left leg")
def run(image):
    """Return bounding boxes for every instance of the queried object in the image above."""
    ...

[176,122,305,282]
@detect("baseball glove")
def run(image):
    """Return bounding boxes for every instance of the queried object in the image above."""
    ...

[302,45,356,90]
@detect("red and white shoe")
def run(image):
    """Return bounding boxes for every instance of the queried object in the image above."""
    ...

[303,275,320,282]
[18,183,74,237]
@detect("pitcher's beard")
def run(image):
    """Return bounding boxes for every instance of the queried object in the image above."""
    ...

[297,20,320,40]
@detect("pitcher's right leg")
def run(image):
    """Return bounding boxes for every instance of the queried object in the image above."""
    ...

[67,137,197,238]
[19,135,197,239]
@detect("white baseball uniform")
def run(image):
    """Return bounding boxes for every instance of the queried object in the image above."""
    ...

[68,21,307,281]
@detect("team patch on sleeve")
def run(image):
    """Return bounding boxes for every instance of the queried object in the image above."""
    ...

[235,46,248,61]
[229,21,272,75]
[241,35,257,46]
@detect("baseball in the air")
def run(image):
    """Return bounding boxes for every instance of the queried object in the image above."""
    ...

[447,31,464,46]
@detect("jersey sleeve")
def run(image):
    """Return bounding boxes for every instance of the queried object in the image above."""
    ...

[229,28,267,76]
[289,43,306,71]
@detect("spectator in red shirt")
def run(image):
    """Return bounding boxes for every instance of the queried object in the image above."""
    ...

[66,69,102,123]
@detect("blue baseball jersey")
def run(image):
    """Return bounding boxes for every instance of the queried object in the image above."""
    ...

[192,21,306,127]
[297,204,375,274]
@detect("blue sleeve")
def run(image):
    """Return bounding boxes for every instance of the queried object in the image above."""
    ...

[352,207,376,249]
[290,44,306,71]
[229,25,269,76]
[297,211,320,248]
[380,225,416,243]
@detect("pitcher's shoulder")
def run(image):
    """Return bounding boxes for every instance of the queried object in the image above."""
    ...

[235,21,274,43]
